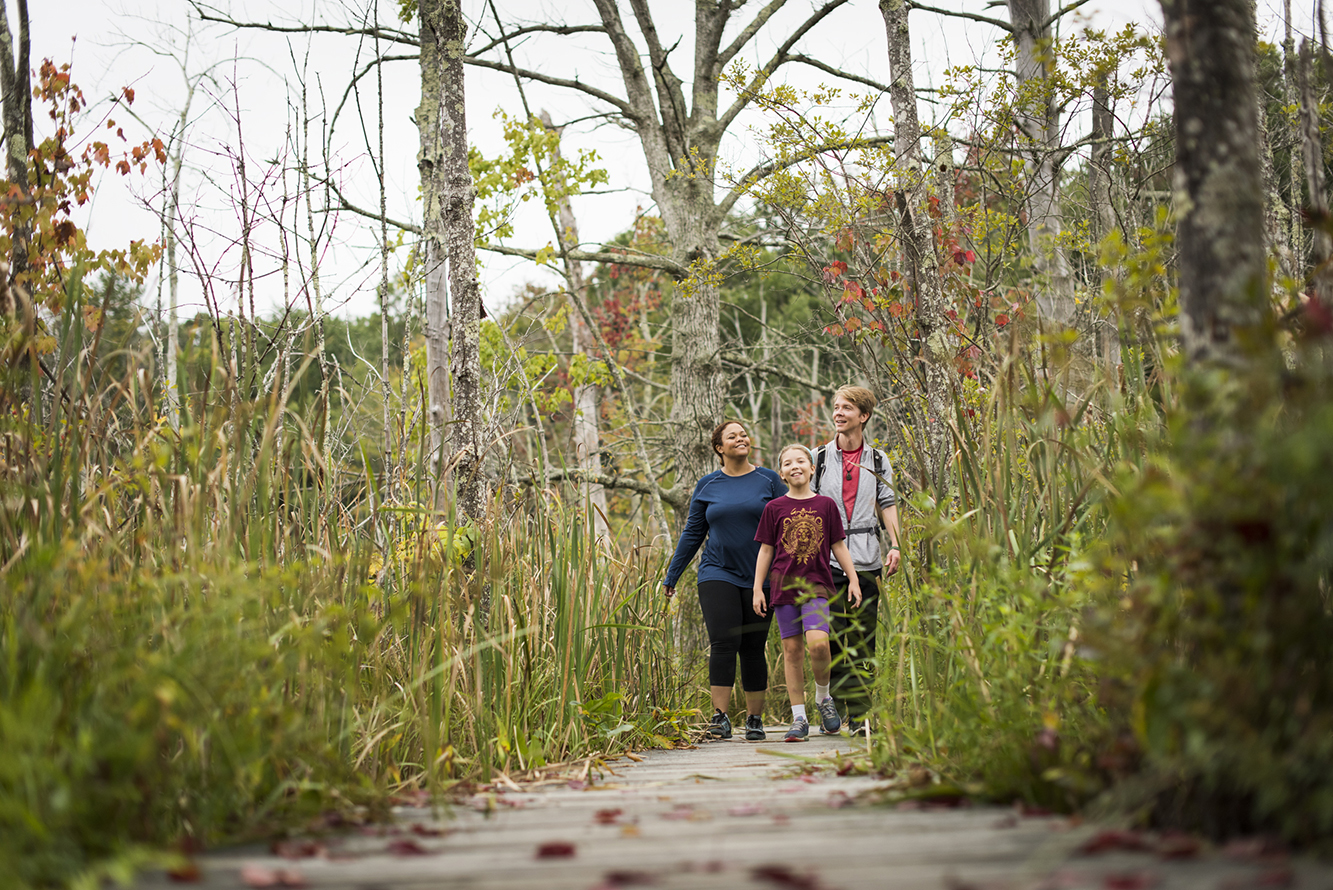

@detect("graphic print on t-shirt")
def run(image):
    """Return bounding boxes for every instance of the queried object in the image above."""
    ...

[779,507,824,566]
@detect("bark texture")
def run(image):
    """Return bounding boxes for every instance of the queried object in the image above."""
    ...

[1160,0,1269,365]
[0,0,31,313]
[1089,75,1122,372]
[419,0,485,519]
[539,112,609,536]
[1298,39,1333,303]
[881,0,951,494]
[1007,0,1076,326]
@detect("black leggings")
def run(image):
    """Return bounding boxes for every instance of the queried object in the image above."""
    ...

[697,580,772,692]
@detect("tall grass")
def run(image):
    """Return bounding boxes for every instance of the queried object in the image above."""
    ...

[0,271,694,888]
[867,336,1165,806]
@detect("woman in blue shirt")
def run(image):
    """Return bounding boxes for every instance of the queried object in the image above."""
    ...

[663,420,786,741]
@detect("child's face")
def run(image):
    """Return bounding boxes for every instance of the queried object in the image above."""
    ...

[779,448,813,486]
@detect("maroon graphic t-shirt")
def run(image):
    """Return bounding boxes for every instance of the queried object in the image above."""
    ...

[754,494,846,606]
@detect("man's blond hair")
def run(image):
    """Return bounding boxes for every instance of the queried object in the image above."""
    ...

[835,385,877,421]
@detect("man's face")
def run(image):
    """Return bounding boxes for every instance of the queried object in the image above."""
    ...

[832,396,870,434]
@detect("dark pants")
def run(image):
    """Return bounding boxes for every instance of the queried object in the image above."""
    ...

[829,569,881,719]
[697,580,772,691]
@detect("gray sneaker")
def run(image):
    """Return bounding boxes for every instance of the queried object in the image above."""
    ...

[847,715,870,737]
[817,697,841,735]
[744,714,766,741]
[707,710,732,740]
[784,717,809,742]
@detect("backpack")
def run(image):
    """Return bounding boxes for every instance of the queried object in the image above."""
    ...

[814,443,887,530]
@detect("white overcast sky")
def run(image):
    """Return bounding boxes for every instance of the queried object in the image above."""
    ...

[23,0,1318,320]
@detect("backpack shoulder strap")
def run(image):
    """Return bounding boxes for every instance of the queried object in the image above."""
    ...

[814,445,827,492]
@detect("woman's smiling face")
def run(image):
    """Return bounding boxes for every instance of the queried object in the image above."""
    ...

[715,423,750,459]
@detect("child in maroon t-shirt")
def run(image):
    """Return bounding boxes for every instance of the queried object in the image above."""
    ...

[752,444,862,741]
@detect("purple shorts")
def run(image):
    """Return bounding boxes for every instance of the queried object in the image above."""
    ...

[775,597,832,640]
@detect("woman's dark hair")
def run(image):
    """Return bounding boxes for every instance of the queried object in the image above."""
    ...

[710,420,747,462]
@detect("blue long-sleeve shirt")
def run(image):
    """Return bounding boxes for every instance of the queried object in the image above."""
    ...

[663,466,786,589]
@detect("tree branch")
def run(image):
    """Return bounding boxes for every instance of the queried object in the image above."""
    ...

[543,468,688,509]
[463,55,638,119]
[716,0,853,135]
[721,351,837,397]
[471,23,607,57]
[484,243,685,275]
[190,2,420,46]
[904,1,1013,33]
[717,134,894,218]
[1042,0,1095,32]
[787,54,891,93]
[717,0,788,71]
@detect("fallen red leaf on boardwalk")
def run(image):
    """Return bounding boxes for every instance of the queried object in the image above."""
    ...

[536,841,576,858]
[1155,832,1200,859]
[410,823,448,837]
[385,839,434,856]
[270,840,324,860]
[595,807,624,824]
[751,864,820,888]
[1080,830,1149,855]
[1103,872,1156,890]
[595,869,656,886]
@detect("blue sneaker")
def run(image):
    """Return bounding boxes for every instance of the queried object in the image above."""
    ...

[817,697,842,735]
[784,717,809,742]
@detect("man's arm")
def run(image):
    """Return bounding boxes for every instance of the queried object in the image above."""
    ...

[881,503,901,575]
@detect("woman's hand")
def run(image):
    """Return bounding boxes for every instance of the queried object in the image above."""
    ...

[752,587,768,617]
[663,585,676,599]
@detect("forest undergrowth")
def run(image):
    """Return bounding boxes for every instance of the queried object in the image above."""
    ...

[4,268,1333,887]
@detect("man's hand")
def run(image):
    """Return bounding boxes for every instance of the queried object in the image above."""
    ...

[885,547,901,576]
[752,587,768,617]
[663,585,676,599]
[849,580,863,608]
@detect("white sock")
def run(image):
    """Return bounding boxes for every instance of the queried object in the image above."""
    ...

[791,704,807,723]
[815,683,830,702]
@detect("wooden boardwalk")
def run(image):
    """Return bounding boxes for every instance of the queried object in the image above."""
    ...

[140,728,1331,889]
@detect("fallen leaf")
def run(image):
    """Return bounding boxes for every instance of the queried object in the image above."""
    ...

[270,840,325,860]
[536,841,576,859]
[1080,830,1149,855]
[772,814,790,825]
[826,791,853,810]
[1102,872,1155,890]
[620,824,641,837]
[751,864,819,889]
[625,752,644,762]
[600,869,656,886]
[595,807,624,824]
[1155,831,1200,860]
[410,823,448,837]
[385,839,434,856]
[167,860,201,883]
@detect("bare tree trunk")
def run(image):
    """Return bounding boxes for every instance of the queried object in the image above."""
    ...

[881,0,952,494]
[0,0,31,313]
[538,112,608,536]
[934,130,957,227]
[1298,39,1333,302]
[1160,0,1270,366]
[1284,1,1306,276]
[418,0,454,510]
[1089,75,1122,374]
[437,0,485,521]
[1008,0,1076,327]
